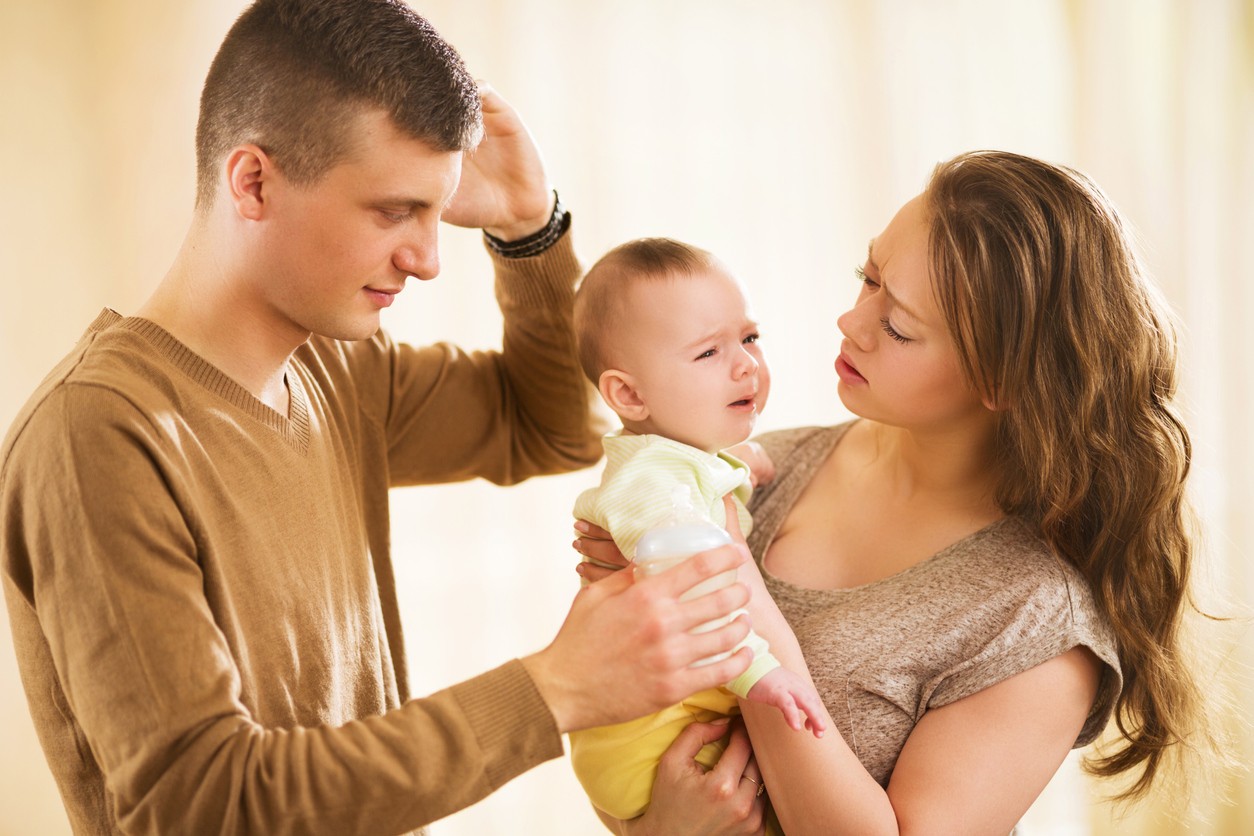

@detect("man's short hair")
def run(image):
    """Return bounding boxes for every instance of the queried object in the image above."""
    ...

[574,238,716,383]
[195,0,483,209]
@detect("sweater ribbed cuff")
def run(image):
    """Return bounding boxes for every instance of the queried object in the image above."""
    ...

[448,659,564,791]
[488,223,582,310]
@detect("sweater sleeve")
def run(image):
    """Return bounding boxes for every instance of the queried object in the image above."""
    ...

[352,228,606,487]
[1,386,563,835]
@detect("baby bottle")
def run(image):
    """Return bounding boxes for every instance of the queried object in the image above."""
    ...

[634,485,743,666]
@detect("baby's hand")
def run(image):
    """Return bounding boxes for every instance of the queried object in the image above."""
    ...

[727,441,776,488]
[744,667,828,738]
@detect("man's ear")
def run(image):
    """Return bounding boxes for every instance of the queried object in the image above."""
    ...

[598,369,649,422]
[224,144,272,221]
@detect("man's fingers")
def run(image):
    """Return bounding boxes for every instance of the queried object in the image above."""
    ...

[675,645,753,694]
[650,544,745,597]
[581,561,634,596]
[674,584,751,634]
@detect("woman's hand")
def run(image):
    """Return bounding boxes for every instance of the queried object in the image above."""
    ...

[598,719,767,836]
[726,441,776,488]
[573,520,629,583]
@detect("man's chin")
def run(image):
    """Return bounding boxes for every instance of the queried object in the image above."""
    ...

[308,316,382,342]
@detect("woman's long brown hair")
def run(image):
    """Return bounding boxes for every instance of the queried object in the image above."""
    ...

[925,151,1212,801]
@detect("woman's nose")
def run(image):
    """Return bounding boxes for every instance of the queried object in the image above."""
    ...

[837,300,874,350]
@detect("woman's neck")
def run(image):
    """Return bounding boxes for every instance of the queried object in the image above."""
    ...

[860,416,1000,508]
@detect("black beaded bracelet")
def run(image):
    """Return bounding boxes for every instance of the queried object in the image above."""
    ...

[484,191,570,258]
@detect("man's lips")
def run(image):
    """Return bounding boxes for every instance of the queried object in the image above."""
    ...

[835,352,867,384]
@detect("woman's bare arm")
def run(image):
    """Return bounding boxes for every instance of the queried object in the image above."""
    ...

[737,570,1101,836]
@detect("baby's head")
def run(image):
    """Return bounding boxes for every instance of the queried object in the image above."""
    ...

[574,238,770,454]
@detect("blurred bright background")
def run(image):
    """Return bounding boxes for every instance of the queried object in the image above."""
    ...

[1,1,1250,834]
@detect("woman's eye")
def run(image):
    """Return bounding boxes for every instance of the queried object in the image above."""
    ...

[880,317,912,344]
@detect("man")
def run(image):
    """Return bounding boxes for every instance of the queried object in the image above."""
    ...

[0,1,753,833]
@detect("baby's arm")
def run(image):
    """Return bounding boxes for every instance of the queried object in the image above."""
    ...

[725,440,776,487]
[745,667,828,738]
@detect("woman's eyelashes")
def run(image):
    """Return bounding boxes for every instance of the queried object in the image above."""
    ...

[880,318,911,344]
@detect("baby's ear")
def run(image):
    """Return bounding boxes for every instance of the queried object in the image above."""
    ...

[598,369,649,422]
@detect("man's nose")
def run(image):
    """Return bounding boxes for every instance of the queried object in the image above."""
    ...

[394,222,440,281]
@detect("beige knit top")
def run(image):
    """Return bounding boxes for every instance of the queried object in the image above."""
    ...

[746,424,1122,787]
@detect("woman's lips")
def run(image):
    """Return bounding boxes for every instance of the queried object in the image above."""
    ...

[835,353,867,384]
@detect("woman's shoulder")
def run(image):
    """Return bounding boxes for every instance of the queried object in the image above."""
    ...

[944,517,1110,639]
[925,517,1123,744]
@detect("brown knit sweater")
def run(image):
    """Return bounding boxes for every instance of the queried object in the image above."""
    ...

[1,233,602,835]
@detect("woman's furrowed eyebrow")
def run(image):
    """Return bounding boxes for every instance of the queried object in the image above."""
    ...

[866,238,926,325]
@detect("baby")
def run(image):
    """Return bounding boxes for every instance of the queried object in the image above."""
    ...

[569,237,825,822]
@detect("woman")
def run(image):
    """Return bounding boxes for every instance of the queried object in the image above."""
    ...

[576,151,1213,834]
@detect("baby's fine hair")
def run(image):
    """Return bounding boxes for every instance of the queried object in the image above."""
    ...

[573,238,716,384]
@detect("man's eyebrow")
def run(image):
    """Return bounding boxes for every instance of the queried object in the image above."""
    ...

[866,238,925,324]
[374,197,431,210]
[374,189,458,211]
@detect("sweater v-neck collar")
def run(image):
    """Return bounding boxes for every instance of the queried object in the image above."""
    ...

[89,308,312,453]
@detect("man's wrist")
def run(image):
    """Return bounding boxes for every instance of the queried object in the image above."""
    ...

[484,190,570,258]
[520,649,574,733]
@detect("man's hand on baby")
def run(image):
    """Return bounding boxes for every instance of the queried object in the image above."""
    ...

[745,667,828,738]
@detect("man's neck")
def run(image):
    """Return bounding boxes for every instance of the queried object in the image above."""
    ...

[136,221,306,416]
